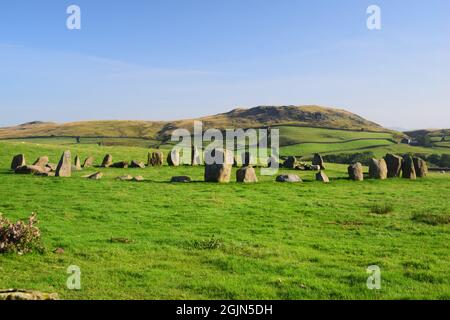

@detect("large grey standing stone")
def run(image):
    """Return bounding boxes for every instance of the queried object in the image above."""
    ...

[130,160,145,168]
[11,154,26,170]
[413,157,428,178]
[312,153,325,170]
[83,156,95,168]
[236,166,258,183]
[73,155,82,171]
[276,174,302,183]
[32,156,49,168]
[402,155,417,180]
[316,171,330,183]
[148,151,163,166]
[204,148,233,183]
[384,154,403,178]
[348,162,364,181]
[55,150,72,177]
[101,154,113,168]
[167,149,180,166]
[283,156,298,169]
[368,158,388,180]
[191,146,201,166]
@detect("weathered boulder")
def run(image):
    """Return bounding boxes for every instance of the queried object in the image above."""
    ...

[55,150,72,177]
[116,175,133,181]
[130,160,145,169]
[167,149,180,166]
[15,165,48,175]
[0,289,59,301]
[204,148,233,183]
[316,171,330,183]
[86,172,103,180]
[32,156,49,168]
[348,162,364,181]
[402,155,417,179]
[133,176,144,182]
[83,156,95,168]
[384,154,403,178]
[368,158,388,180]
[46,163,57,172]
[283,156,298,169]
[191,146,201,166]
[101,154,113,168]
[11,154,26,170]
[111,161,129,168]
[276,174,302,183]
[312,153,325,170]
[73,155,82,171]
[148,151,164,166]
[236,166,258,183]
[309,165,321,171]
[413,157,428,178]
[170,176,192,183]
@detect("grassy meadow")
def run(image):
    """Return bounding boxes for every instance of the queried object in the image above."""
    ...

[0,139,449,300]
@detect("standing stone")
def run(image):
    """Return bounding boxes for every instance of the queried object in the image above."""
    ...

[55,150,72,177]
[283,156,298,169]
[348,162,364,181]
[191,146,201,166]
[204,148,233,183]
[312,153,325,170]
[83,156,94,168]
[73,156,82,171]
[384,154,403,178]
[241,152,256,167]
[33,156,49,168]
[368,158,388,180]
[101,154,113,168]
[130,160,145,168]
[148,151,163,166]
[167,149,180,166]
[316,171,330,183]
[402,155,417,179]
[276,174,302,183]
[11,154,26,170]
[413,157,428,178]
[236,166,258,183]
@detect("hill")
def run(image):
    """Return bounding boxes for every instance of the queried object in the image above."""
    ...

[405,129,450,149]
[0,105,394,141]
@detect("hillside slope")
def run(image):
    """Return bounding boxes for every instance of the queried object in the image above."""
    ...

[0,105,393,141]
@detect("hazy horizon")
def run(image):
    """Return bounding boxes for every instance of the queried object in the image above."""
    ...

[1,0,449,129]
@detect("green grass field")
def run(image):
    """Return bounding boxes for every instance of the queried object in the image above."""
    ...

[0,140,449,300]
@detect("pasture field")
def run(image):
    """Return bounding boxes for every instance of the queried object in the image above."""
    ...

[0,140,449,300]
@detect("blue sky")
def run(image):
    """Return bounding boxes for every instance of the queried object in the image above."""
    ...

[0,0,449,128]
